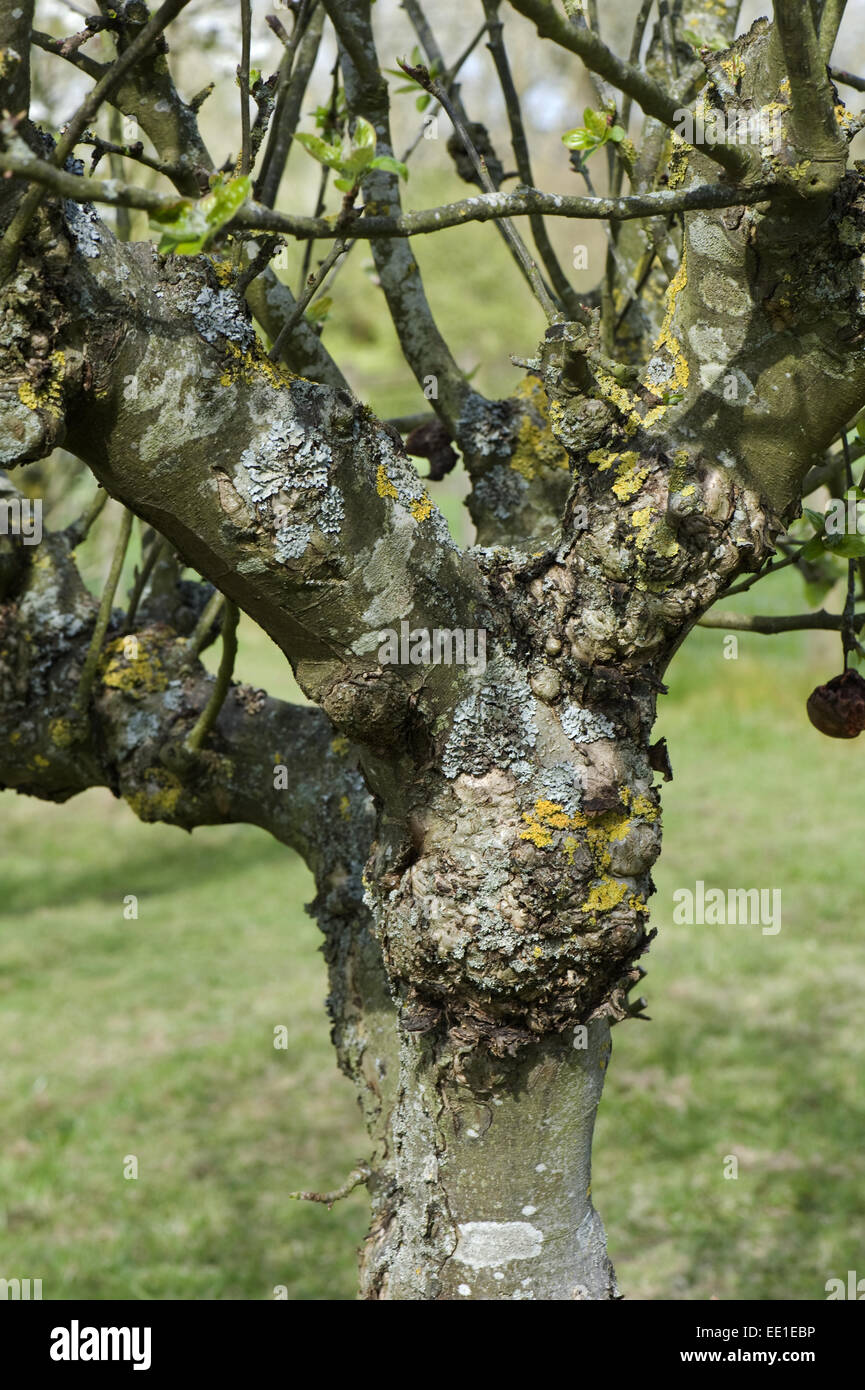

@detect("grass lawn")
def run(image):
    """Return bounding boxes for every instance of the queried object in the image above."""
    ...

[2,575,863,1300]
[3,162,863,1298]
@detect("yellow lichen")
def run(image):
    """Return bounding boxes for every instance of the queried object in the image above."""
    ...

[509,377,569,481]
[520,798,578,849]
[330,735,350,755]
[100,635,168,696]
[582,876,627,914]
[339,794,351,820]
[611,452,650,502]
[126,767,183,821]
[410,494,433,522]
[17,350,66,418]
[219,337,296,391]
[375,464,399,501]
[49,717,76,748]
[650,243,690,394]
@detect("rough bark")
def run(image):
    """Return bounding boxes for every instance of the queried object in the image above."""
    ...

[2,1,865,1300]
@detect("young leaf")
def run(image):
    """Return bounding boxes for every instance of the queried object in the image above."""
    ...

[369,154,408,180]
[151,175,250,255]
[822,532,865,559]
[294,132,345,170]
[562,128,599,151]
[583,107,607,139]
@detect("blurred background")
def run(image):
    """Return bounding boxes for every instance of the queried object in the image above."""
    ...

[2,0,865,1299]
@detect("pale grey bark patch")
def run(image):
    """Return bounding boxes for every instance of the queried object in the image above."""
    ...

[454,1220,544,1269]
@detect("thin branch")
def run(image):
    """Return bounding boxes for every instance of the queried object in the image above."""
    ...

[184,588,225,665]
[255,1,324,209]
[402,3,559,316]
[31,29,107,83]
[697,609,862,635]
[73,506,134,720]
[124,533,169,633]
[239,0,252,176]
[289,1164,371,1206]
[64,485,108,546]
[718,552,799,600]
[505,0,749,176]
[402,60,560,322]
[322,0,484,435]
[819,0,847,59]
[830,66,865,92]
[269,235,349,360]
[0,0,195,280]
[0,148,775,237]
[481,0,583,320]
[772,0,846,166]
[78,129,184,183]
[657,0,679,83]
[184,600,239,753]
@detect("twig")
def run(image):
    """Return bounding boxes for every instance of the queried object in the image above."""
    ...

[124,533,169,633]
[698,609,862,635]
[0,144,776,237]
[288,1163,371,1207]
[184,600,239,753]
[481,0,583,320]
[184,589,225,665]
[0,0,194,281]
[400,61,560,322]
[717,553,798,600]
[830,66,865,92]
[269,236,349,360]
[505,0,749,176]
[74,507,134,720]
[239,0,252,176]
[256,1,323,209]
[64,486,108,547]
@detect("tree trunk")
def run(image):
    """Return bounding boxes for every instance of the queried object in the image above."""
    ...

[358,1022,616,1301]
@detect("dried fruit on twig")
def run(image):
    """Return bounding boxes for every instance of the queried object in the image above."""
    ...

[806,669,865,738]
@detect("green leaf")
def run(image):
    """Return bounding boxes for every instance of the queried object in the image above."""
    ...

[369,154,408,180]
[583,107,607,138]
[151,174,250,255]
[608,125,626,142]
[801,535,827,562]
[416,93,431,111]
[562,128,600,151]
[294,132,345,170]
[822,532,865,558]
[351,115,377,151]
[803,507,826,533]
[305,295,332,323]
[333,175,355,192]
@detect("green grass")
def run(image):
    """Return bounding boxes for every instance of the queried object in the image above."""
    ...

[3,580,863,1301]
[4,163,865,1296]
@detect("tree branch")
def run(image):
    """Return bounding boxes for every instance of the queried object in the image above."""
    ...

[698,609,862,634]
[772,0,847,179]
[819,0,847,59]
[505,0,749,176]
[0,0,196,278]
[0,143,775,236]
